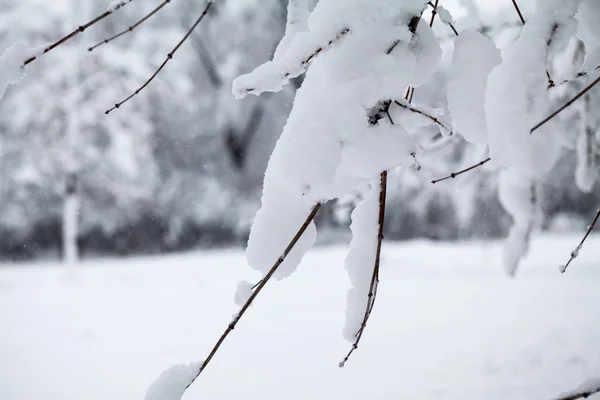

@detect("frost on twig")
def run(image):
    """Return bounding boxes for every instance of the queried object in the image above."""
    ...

[105,0,214,114]
[21,0,136,67]
[89,0,173,52]
[552,377,600,400]
[559,207,600,273]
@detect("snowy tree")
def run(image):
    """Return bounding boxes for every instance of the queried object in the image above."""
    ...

[1,0,599,398]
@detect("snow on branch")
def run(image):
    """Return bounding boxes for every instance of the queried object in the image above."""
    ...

[105,0,214,114]
[559,207,600,273]
[548,65,600,90]
[427,1,458,36]
[393,99,453,136]
[552,377,600,400]
[165,204,321,398]
[89,0,173,52]
[21,0,136,67]
[340,171,387,368]
[232,27,350,98]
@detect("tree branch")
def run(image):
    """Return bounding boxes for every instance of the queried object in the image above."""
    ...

[88,0,172,52]
[431,157,491,184]
[339,171,387,368]
[105,0,214,114]
[548,66,600,90]
[510,0,526,25]
[182,203,321,394]
[393,99,453,135]
[559,207,600,273]
[22,0,136,67]
[531,75,600,134]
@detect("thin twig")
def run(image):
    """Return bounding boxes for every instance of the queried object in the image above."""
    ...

[560,208,600,273]
[105,0,214,114]
[429,0,439,27]
[339,172,387,367]
[394,100,453,135]
[510,0,526,24]
[531,75,600,134]
[431,157,491,184]
[88,0,172,52]
[22,0,135,66]
[183,204,321,393]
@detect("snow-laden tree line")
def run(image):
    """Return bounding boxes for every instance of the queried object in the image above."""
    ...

[0,0,598,263]
[1,0,600,398]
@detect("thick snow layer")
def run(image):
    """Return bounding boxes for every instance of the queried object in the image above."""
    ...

[239,1,434,289]
[144,363,200,400]
[343,182,380,342]
[1,235,600,400]
[448,31,501,145]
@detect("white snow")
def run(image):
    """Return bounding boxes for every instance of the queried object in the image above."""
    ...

[144,363,200,400]
[106,0,135,12]
[1,235,600,400]
[448,31,501,145]
[343,182,380,342]
[557,377,600,400]
[575,0,600,70]
[234,280,254,306]
[436,5,455,25]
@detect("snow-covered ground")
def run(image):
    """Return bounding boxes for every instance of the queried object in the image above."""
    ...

[1,234,599,400]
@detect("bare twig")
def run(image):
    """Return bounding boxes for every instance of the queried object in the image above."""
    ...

[393,99,453,135]
[531,75,600,134]
[429,0,440,27]
[510,0,526,24]
[339,172,387,367]
[182,203,321,394]
[88,0,172,52]
[560,207,600,273]
[431,157,491,184]
[21,0,135,66]
[105,0,214,114]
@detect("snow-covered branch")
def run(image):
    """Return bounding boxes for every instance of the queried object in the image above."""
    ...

[340,171,387,368]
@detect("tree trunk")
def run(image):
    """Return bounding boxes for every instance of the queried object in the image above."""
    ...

[62,174,80,264]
